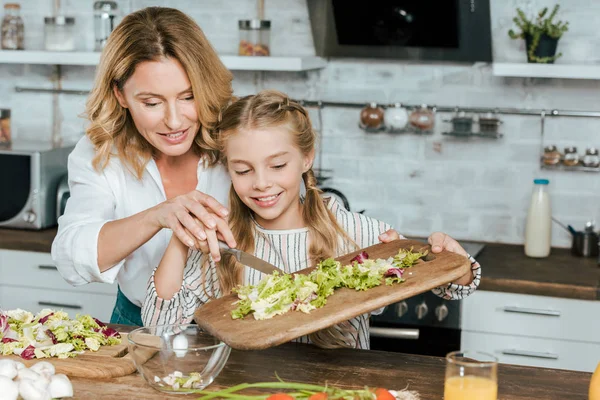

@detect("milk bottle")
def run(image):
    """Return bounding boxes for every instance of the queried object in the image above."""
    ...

[524,179,551,258]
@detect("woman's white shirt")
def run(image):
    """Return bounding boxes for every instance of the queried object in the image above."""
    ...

[51,135,231,307]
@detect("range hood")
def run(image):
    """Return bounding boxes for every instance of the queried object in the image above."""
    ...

[307,0,492,63]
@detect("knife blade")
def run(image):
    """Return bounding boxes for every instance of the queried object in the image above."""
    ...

[218,242,283,275]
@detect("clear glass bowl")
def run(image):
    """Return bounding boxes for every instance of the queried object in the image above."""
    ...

[127,324,231,394]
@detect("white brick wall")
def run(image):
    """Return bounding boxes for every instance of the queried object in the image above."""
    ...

[1,0,600,248]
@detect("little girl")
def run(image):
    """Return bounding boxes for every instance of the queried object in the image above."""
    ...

[142,90,481,349]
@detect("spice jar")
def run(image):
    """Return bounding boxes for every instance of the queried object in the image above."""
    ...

[44,16,76,51]
[1,3,24,50]
[238,19,270,56]
[451,110,473,134]
[563,146,580,167]
[94,1,118,51]
[542,145,561,166]
[409,105,435,132]
[0,109,11,146]
[583,148,600,168]
[384,103,408,132]
[479,112,502,133]
[359,102,385,132]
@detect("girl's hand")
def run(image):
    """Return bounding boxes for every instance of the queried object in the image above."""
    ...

[183,214,232,262]
[428,232,472,285]
[378,229,403,243]
[152,190,237,252]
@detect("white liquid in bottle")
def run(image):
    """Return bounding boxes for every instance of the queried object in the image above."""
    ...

[524,179,551,258]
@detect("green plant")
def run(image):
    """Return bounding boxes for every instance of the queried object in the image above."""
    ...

[508,4,569,63]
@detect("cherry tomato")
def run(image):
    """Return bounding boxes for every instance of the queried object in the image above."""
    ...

[374,388,395,400]
[266,394,295,400]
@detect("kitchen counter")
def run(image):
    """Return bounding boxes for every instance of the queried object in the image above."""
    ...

[476,242,600,301]
[2,228,599,300]
[0,227,57,253]
[67,333,591,399]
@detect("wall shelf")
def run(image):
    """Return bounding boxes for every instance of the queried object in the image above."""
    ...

[0,50,327,71]
[493,62,600,80]
[541,164,600,173]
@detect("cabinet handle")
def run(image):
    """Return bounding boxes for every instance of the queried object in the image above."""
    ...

[369,327,420,340]
[501,349,559,360]
[38,301,81,310]
[38,265,58,271]
[503,306,560,317]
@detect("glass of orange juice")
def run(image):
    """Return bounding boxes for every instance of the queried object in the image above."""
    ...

[445,350,498,400]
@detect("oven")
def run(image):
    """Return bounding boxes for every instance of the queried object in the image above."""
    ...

[369,242,484,356]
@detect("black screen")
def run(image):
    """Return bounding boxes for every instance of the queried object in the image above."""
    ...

[0,154,30,222]
[332,0,459,48]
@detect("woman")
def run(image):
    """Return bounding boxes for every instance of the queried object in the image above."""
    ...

[52,7,237,326]
[52,6,467,326]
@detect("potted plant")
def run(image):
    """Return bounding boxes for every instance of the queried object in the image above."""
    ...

[508,4,569,64]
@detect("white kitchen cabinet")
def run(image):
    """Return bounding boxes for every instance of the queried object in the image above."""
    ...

[461,290,600,372]
[0,249,116,322]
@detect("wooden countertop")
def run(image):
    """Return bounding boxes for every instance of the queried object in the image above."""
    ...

[2,228,599,300]
[0,227,57,253]
[476,242,600,301]
[68,340,592,399]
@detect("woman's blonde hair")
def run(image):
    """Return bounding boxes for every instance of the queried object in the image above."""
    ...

[86,7,233,178]
[208,90,358,348]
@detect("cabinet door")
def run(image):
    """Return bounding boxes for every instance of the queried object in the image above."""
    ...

[461,290,600,344]
[461,331,600,372]
[0,250,116,295]
[0,285,116,323]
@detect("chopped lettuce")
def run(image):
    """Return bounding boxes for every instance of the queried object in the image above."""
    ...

[232,247,426,320]
[0,308,121,359]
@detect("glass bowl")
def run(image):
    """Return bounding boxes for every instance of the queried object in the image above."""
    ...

[127,324,231,394]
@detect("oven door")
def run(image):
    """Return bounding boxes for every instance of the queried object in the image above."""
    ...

[0,153,32,226]
[370,322,461,357]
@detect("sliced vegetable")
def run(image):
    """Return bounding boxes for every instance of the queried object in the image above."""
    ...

[0,308,121,360]
[232,247,425,320]
[375,388,396,400]
[308,393,328,399]
[266,394,295,400]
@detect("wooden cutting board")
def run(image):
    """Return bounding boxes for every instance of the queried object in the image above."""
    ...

[194,239,471,350]
[3,333,153,378]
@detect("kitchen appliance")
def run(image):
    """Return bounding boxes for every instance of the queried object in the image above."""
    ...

[307,0,492,62]
[56,172,69,219]
[370,241,485,356]
[0,141,73,229]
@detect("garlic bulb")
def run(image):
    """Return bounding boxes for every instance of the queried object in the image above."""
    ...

[0,375,19,400]
[18,378,52,400]
[28,362,55,379]
[49,374,73,398]
[0,359,18,379]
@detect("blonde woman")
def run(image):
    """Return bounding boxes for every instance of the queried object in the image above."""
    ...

[52,7,241,326]
[143,91,481,349]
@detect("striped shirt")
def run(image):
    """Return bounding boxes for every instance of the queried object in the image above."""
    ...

[142,197,481,349]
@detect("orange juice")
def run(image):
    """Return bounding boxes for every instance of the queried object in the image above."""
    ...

[591,363,600,400]
[444,375,497,400]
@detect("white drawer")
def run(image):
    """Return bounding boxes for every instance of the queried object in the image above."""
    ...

[461,291,600,344]
[0,285,116,323]
[461,331,600,372]
[0,250,116,295]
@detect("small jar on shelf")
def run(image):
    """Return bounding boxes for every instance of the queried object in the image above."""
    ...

[541,145,561,166]
[238,19,270,56]
[409,104,435,133]
[359,102,385,133]
[563,146,580,167]
[44,16,76,51]
[1,3,24,50]
[0,109,11,146]
[384,103,408,132]
[582,148,600,168]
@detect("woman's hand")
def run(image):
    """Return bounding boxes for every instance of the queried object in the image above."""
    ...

[151,190,236,256]
[428,232,472,285]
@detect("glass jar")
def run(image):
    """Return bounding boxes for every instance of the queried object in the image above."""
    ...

[0,109,11,146]
[479,112,502,133]
[583,148,600,168]
[409,104,435,132]
[359,102,385,132]
[563,146,580,167]
[1,3,24,50]
[451,110,473,133]
[542,145,561,166]
[384,103,408,132]
[44,16,76,51]
[94,1,118,51]
[238,19,270,56]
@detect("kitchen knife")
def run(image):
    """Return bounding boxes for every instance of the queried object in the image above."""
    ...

[218,242,283,275]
